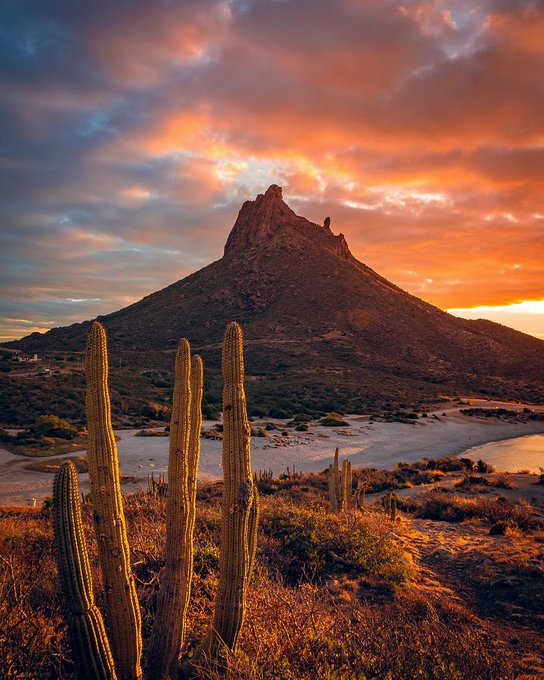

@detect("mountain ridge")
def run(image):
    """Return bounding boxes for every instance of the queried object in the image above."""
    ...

[6,185,544,412]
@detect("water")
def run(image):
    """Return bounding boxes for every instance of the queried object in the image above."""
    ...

[463,433,544,473]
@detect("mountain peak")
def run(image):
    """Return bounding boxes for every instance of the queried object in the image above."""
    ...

[223,185,352,260]
[224,184,295,255]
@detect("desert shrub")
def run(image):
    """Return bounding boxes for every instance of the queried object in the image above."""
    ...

[33,414,79,439]
[295,422,310,431]
[256,428,269,438]
[319,412,349,427]
[416,491,538,531]
[268,406,289,419]
[475,459,495,473]
[192,584,515,680]
[489,520,516,535]
[455,475,491,489]
[260,505,411,585]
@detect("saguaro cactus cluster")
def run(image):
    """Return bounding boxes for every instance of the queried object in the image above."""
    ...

[328,448,352,511]
[53,321,258,680]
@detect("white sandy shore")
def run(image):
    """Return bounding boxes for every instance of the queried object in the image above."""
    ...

[1,399,543,506]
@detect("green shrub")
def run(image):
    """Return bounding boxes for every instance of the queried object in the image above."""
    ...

[260,505,411,585]
[32,415,78,439]
[295,422,310,431]
[269,407,289,419]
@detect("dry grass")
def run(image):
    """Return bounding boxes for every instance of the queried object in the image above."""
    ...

[0,472,538,678]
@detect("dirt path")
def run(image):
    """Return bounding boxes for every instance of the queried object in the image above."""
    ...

[397,518,544,678]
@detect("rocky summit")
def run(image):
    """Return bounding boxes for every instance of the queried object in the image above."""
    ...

[8,185,544,411]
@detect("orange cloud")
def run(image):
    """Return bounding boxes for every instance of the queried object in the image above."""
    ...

[2,0,543,340]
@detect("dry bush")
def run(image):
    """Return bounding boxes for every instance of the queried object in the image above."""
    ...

[188,579,515,679]
[415,490,538,531]
[0,482,528,678]
[0,513,67,678]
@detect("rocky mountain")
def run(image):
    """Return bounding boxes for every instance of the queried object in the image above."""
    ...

[8,185,544,414]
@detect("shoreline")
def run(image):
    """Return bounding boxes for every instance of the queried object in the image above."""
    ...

[1,398,543,507]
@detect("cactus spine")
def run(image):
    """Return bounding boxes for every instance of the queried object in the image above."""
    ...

[148,342,203,678]
[53,462,117,680]
[85,322,142,680]
[198,321,259,661]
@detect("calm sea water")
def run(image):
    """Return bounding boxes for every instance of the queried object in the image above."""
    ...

[464,433,544,473]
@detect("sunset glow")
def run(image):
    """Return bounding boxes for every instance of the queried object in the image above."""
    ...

[1,0,543,341]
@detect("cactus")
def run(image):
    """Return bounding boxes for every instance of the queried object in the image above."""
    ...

[53,462,117,680]
[148,343,203,678]
[328,447,341,512]
[390,497,397,522]
[341,460,352,510]
[355,480,366,511]
[327,464,338,511]
[383,491,397,521]
[85,322,142,680]
[329,449,352,512]
[188,321,259,668]
[56,321,257,680]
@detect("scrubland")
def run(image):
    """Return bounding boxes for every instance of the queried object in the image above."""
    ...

[1,459,543,679]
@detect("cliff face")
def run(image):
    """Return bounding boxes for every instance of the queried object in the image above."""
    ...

[9,185,544,403]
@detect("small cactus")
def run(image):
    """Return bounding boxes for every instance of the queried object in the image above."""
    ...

[328,449,351,512]
[53,462,117,680]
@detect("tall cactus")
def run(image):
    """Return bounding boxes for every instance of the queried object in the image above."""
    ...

[53,461,117,680]
[194,321,259,664]
[85,322,142,680]
[148,342,203,678]
[56,321,257,680]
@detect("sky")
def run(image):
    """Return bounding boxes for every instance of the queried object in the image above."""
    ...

[1,0,543,342]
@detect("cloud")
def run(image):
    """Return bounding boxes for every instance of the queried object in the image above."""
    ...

[1,0,543,341]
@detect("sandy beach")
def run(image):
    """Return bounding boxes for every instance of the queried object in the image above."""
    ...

[1,398,543,506]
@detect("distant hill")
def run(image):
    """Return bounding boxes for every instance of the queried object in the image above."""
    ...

[4,185,544,420]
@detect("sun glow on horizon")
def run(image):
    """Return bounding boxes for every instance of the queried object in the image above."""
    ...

[448,300,544,339]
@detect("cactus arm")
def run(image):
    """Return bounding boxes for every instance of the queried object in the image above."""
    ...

[53,462,117,680]
[340,460,348,511]
[347,462,353,509]
[333,447,341,505]
[328,464,338,512]
[149,342,201,678]
[85,322,142,680]
[188,355,203,506]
